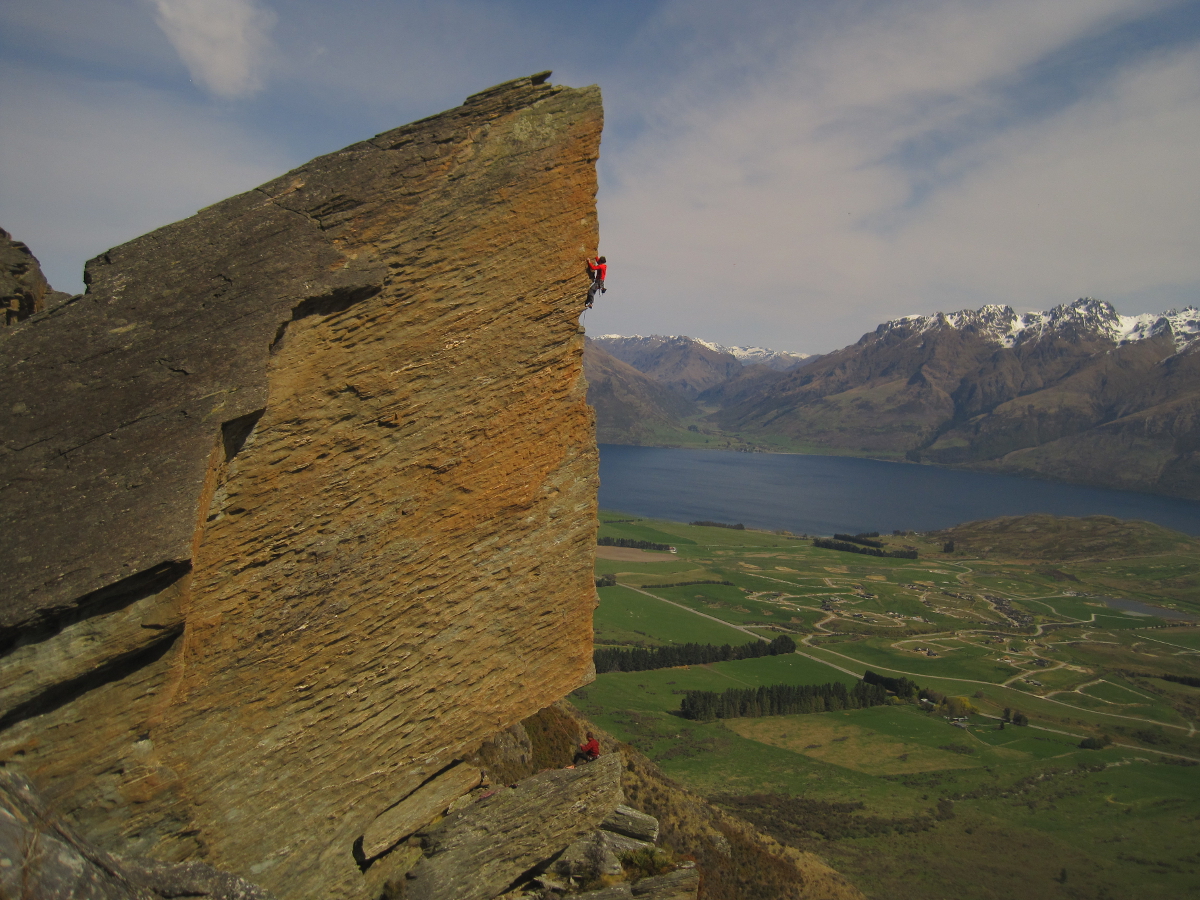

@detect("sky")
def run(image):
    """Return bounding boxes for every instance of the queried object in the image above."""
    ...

[3,0,1200,354]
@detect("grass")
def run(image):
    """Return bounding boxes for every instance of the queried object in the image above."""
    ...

[594,585,750,646]
[577,513,1200,899]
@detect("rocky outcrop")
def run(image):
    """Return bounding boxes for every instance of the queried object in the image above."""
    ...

[406,755,625,900]
[0,72,602,900]
[0,226,71,327]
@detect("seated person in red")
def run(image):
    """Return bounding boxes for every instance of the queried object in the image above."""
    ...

[573,731,601,765]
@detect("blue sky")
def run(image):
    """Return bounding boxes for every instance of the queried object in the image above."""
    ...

[2,0,1199,352]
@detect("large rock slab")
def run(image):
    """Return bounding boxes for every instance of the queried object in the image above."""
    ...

[631,867,700,899]
[0,72,602,900]
[362,763,482,859]
[405,753,624,900]
[601,805,660,842]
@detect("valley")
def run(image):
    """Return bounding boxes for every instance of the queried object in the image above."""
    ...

[572,513,1200,899]
[586,299,1200,500]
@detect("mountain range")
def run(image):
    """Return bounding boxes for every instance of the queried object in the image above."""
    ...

[584,299,1200,500]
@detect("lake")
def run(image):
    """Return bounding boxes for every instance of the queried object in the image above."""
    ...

[597,445,1200,536]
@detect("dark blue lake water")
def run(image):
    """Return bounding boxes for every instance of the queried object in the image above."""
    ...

[598,445,1200,536]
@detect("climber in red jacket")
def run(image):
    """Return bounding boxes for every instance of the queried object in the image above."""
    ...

[573,732,601,765]
[585,256,606,308]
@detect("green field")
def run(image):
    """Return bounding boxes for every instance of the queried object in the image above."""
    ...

[577,513,1200,899]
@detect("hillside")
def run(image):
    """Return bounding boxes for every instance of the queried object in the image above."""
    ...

[584,339,699,443]
[929,514,1200,561]
[591,334,748,399]
[578,512,1200,899]
[710,299,1200,498]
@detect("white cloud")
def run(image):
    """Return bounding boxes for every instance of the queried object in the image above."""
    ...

[0,65,292,292]
[588,0,1200,352]
[148,0,275,98]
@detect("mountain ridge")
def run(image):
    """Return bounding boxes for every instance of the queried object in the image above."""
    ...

[584,298,1200,499]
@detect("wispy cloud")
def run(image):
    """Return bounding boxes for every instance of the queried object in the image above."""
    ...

[0,63,290,292]
[587,0,1200,351]
[148,0,275,98]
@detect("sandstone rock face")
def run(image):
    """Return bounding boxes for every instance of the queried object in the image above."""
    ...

[0,72,602,900]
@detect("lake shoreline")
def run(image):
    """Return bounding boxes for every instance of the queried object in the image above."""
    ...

[598,444,1200,537]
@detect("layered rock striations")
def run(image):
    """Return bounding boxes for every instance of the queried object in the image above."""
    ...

[0,73,602,899]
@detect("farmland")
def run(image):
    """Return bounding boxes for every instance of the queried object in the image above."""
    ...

[573,513,1200,899]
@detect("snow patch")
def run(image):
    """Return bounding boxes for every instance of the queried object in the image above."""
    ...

[882,299,1200,353]
[594,334,810,369]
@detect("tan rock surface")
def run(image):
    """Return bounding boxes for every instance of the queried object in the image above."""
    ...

[0,73,602,900]
[362,763,481,859]
[406,754,625,900]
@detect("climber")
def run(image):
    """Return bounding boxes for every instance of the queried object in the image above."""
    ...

[572,731,601,765]
[585,256,606,309]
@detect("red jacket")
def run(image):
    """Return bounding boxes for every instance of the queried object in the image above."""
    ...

[580,737,600,759]
[588,259,607,281]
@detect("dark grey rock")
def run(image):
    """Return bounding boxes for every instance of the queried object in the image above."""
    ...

[576,885,633,899]
[0,768,275,900]
[630,866,700,900]
[598,829,652,856]
[405,753,623,900]
[554,830,622,878]
[600,805,659,843]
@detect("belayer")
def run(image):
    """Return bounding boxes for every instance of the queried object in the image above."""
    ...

[585,256,607,308]
[572,731,601,765]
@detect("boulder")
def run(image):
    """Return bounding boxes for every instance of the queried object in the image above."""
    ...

[405,754,624,900]
[0,71,602,900]
[631,866,700,900]
[600,805,660,843]
[554,830,623,879]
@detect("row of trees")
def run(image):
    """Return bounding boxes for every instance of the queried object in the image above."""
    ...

[863,670,920,699]
[812,538,918,559]
[680,679,890,720]
[598,536,672,551]
[645,579,733,589]
[595,635,796,674]
[833,532,884,549]
[690,520,745,530]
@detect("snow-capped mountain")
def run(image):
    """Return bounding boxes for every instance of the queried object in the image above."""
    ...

[886,298,1200,352]
[595,334,810,371]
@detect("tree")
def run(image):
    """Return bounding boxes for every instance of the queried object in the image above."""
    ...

[1012,711,1028,726]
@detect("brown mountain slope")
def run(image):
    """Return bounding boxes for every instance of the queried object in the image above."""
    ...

[584,340,699,443]
[929,514,1200,560]
[593,335,743,399]
[712,301,1200,498]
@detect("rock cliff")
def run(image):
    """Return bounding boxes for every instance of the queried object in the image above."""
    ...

[0,72,602,900]
[1,226,71,327]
